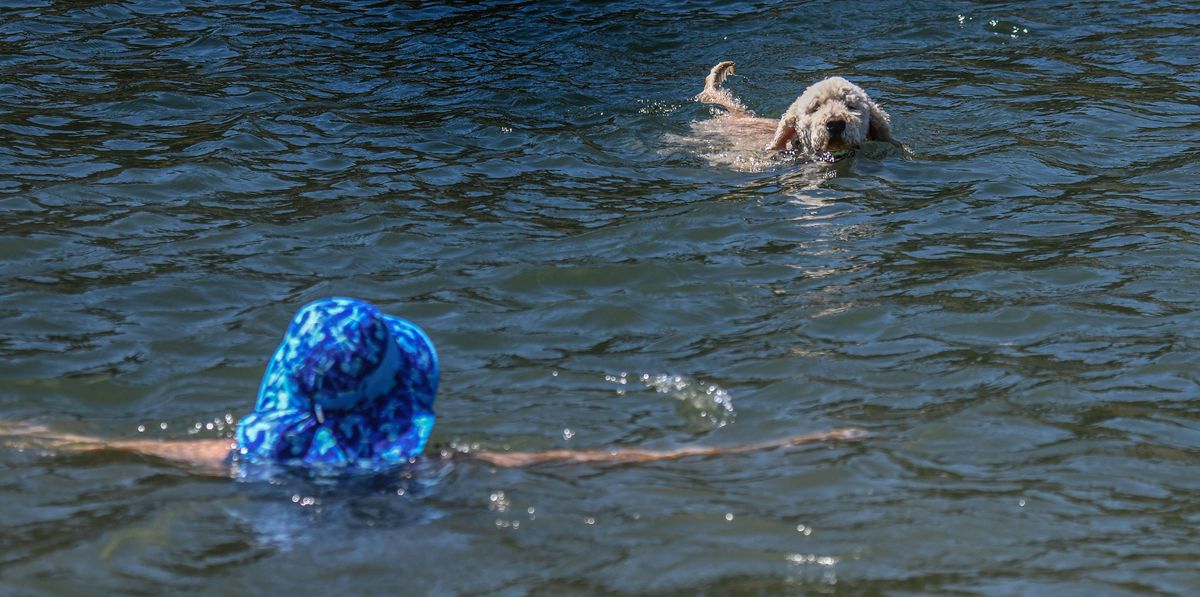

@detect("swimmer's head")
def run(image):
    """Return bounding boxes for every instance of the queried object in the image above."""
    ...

[236,297,439,472]
[287,301,400,413]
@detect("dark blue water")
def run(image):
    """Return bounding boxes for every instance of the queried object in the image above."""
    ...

[2,1,1199,592]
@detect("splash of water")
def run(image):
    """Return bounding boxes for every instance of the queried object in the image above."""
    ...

[605,372,736,429]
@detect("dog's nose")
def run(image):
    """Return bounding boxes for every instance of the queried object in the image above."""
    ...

[826,120,846,135]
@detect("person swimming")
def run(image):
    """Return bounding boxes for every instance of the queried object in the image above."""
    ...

[236,297,440,471]
[0,297,865,476]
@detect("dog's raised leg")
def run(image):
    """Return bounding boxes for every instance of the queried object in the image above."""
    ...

[696,61,751,117]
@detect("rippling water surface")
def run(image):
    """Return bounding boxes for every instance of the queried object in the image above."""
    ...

[3,0,1199,592]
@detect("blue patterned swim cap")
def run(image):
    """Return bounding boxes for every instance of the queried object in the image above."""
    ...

[235,298,439,471]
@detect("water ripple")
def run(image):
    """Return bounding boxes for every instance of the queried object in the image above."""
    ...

[2,0,1200,592]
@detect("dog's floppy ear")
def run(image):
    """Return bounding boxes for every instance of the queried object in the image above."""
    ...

[767,113,799,150]
[866,99,897,145]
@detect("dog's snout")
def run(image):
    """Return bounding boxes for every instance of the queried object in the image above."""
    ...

[826,120,846,135]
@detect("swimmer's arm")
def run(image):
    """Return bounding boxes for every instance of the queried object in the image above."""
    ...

[466,427,867,467]
[106,438,235,474]
[0,421,234,475]
[2,421,865,471]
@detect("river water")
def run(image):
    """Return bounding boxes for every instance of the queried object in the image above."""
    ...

[2,0,1199,593]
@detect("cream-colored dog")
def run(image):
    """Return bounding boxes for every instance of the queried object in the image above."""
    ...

[695,61,901,156]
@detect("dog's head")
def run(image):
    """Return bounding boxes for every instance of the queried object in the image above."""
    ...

[774,77,895,153]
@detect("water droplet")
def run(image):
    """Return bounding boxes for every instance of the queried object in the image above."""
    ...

[488,491,510,512]
[562,428,574,440]
[584,517,595,525]
[136,424,145,433]
[786,553,839,567]
[725,512,734,521]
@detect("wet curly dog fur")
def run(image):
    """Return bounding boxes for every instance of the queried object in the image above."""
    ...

[694,61,900,155]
